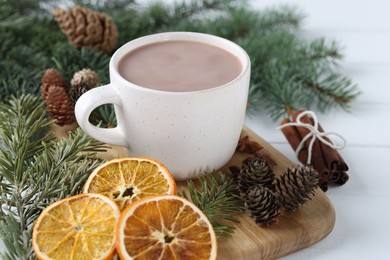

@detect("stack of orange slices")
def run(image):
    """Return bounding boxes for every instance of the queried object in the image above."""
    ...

[32,157,217,260]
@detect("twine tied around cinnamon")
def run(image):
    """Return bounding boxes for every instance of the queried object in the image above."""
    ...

[277,111,347,164]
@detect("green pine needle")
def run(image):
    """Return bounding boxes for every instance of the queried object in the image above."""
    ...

[0,0,360,124]
[178,171,244,238]
[0,94,108,259]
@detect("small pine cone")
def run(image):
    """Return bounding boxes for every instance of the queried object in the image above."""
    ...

[275,165,319,211]
[244,185,280,227]
[69,82,90,105]
[41,68,67,87]
[53,6,118,53]
[45,85,75,125]
[238,158,275,194]
[71,68,100,88]
[69,68,100,103]
[41,68,67,99]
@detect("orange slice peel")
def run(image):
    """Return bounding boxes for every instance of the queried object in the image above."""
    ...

[83,157,176,210]
[116,195,217,260]
[32,193,120,260]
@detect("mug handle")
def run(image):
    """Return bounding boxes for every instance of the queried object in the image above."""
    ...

[75,84,127,147]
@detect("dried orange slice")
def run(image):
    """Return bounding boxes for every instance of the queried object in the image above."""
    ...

[32,193,120,260]
[83,157,176,210]
[116,195,217,260]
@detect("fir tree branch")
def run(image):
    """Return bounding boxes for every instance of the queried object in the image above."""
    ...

[0,94,107,259]
[114,0,241,44]
[0,15,34,29]
[253,64,308,119]
[71,0,136,13]
[0,0,360,124]
[178,171,244,238]
[93,104,117,127]
[50,42,111,83]
[0,0,56,17]
[245,29,360,119]
[302,72,360,112]
[296,38,343,64]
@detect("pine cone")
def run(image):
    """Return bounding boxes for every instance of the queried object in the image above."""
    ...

[238,158,275,194]
[41,68,67,87]
[69,68,100,104]
[45,85,76,125]
[244,185,280,227]
[53,6,118,53]
[274,165,319,211]
[41,68,67,99]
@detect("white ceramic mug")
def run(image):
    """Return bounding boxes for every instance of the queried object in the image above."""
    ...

[75,32,250,180]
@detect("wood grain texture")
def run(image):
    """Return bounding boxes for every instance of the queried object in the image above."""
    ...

[53,124,335,259]
[217,126,335,259]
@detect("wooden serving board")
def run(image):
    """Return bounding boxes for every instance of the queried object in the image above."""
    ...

[54,125,335,259]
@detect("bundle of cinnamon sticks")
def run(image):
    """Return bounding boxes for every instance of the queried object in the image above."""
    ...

[280,110,349,192]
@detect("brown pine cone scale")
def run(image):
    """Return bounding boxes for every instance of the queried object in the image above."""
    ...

[45,85,76,125]
[275,165,319,211]
[41,68,67,99]
[244,185,280,227]
[69,68,100,104]
[237,158,275,194]
[53,6,118,53]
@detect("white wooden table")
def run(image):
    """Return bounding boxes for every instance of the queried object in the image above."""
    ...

[246,0,390,259]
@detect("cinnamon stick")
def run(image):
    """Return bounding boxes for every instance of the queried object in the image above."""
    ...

[335,171,349,185]
[337,153,349,171]
[280,113,329,191]
[279,118,308,163]
[330,171,341,183]
[300,113,343,187]
[317,122,349,172]
[280,110,350,191]
[316,119,349,185]
[292,111,330,180]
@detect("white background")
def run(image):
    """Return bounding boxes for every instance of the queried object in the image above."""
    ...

[246,0,390,259]
[2,0,390,259]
